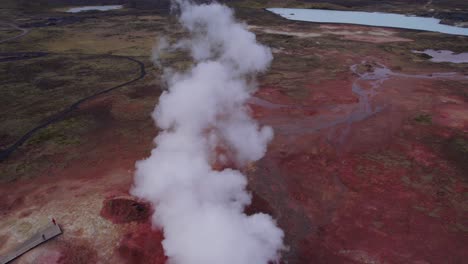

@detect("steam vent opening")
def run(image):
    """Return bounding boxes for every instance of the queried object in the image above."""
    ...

[101,196,151,224]
[1,0,468,263]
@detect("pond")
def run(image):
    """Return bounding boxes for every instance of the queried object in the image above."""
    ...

[413,49,468,63]
[67,5,123,13]
[267,8,468,36]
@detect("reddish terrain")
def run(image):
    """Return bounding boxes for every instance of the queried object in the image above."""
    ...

[247,56,468,263]
[3,56,466,264]
[0,11,467,264]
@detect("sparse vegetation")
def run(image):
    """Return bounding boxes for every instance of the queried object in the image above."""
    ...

[0,2,467,263]
[27,116,92,146]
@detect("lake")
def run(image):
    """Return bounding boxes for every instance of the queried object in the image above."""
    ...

[267,8,468,36]
[67,5,123,13]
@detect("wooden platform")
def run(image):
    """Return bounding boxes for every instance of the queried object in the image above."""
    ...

[0,221,62,264]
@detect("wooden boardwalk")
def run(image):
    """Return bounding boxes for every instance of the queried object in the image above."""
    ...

[0,221,62,264]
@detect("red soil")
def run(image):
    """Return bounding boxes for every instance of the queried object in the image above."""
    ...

[117,222,166,264]
[56,240,99,264]
[433,103,468,132]
[246,58,468,263]
[1,27,467,264]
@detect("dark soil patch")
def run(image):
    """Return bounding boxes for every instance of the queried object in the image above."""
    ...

[100,196,152,224]
[244,190,275,217]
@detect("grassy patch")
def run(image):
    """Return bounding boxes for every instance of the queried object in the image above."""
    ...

[0,54,137,144]
[27,116,92,147]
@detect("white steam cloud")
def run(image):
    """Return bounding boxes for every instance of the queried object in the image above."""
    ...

[132,1,284,263]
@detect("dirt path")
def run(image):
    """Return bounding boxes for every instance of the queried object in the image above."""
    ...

[0,20,149,162]
[0,23,30,44]
[0,53,147,161]
[0,52,48,62]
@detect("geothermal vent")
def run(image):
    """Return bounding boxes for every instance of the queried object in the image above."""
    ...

[131,1,284,263]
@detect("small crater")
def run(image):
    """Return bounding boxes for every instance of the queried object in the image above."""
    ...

[100,196,152,224]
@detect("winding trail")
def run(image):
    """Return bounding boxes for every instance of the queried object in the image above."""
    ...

[0,52,146,162]
[0,52,48,62]
[0,22,30,44]
[0,22,148,161]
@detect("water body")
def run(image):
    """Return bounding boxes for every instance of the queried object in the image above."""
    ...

[67,5,123,13]
[413,49,468,63]
[267,8,468,36]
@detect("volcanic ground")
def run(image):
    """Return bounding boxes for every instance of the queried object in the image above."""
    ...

[0,1,467,264]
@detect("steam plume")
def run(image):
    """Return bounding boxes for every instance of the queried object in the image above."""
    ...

[132,1,284,263]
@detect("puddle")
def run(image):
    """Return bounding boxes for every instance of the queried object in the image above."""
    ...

[413,49,468,63]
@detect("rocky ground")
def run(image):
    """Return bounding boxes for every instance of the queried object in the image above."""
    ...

[0,1,467,264]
